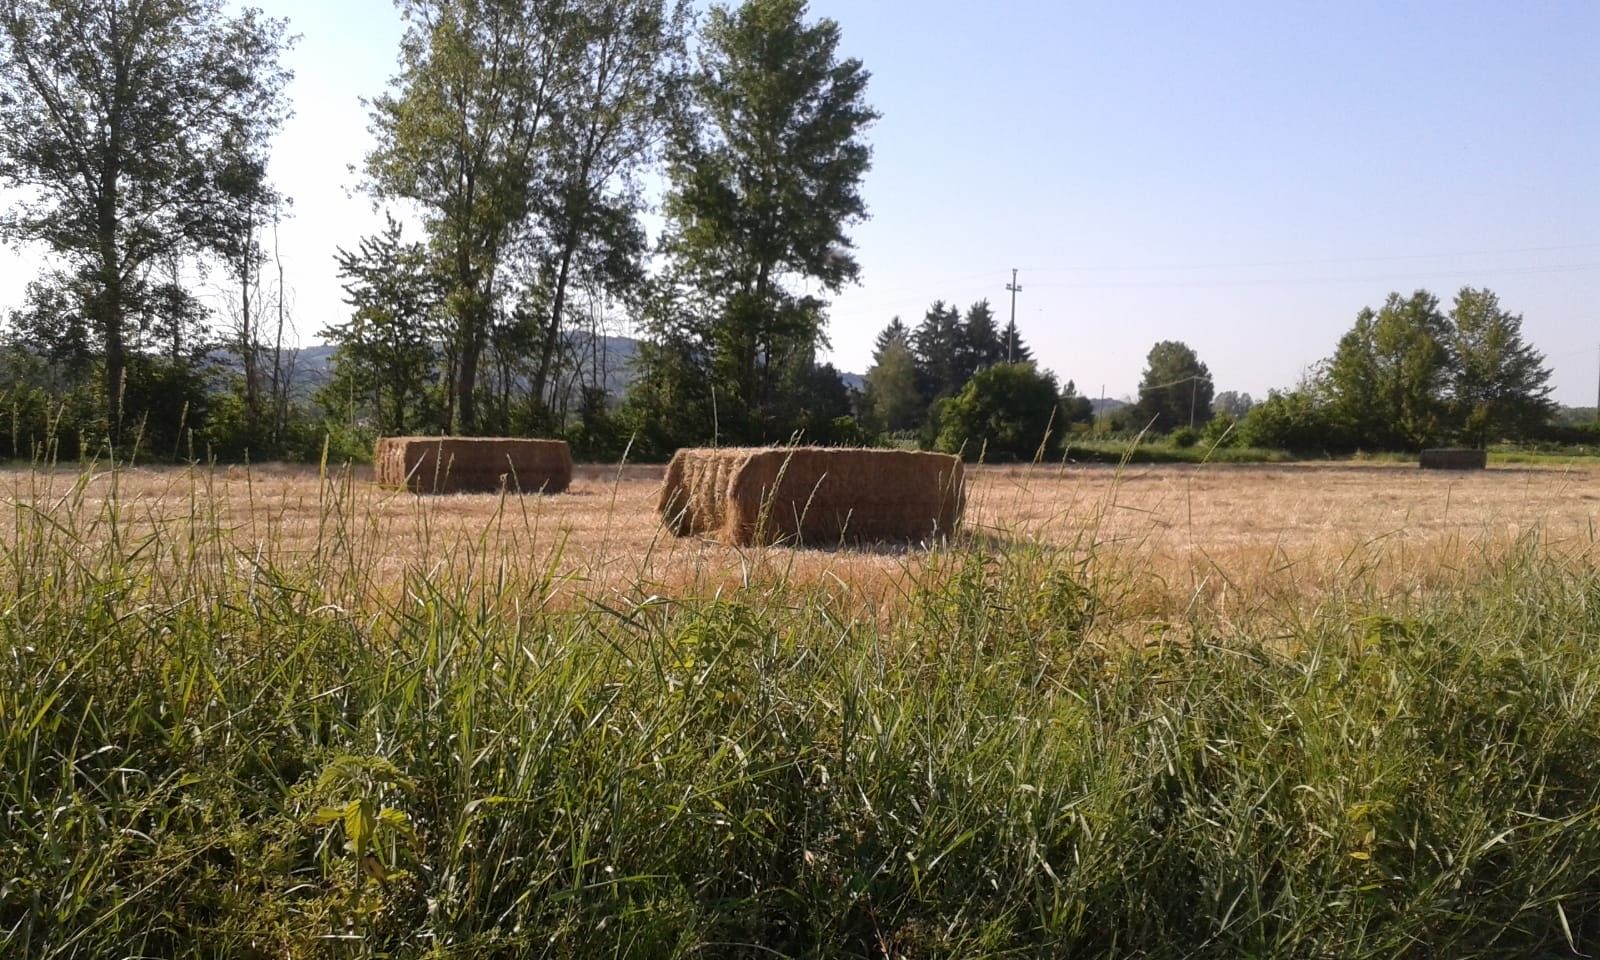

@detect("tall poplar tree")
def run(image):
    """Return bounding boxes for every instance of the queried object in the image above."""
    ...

[365,0,557,432]
[519,0,690,417]
[650,0,877,441]
[1447,287,1552,445]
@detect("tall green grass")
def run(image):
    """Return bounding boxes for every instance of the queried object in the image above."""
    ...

[3,462,1600,957]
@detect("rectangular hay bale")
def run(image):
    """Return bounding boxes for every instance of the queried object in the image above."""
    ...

[374,437,573,494]
[1419,448,1488,471]
[657,447,965,546]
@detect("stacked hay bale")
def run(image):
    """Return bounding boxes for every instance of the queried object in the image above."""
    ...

[657,447,965,546]
[375,437,573,494]
[1419,448,1488,471]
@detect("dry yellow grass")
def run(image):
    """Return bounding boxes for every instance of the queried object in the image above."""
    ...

[4,458,1596,619]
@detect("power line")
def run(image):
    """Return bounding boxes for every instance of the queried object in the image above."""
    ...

[1014,241,1600,276]
[1024,261,1600,292]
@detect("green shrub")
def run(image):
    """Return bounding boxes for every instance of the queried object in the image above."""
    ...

[936,362,1064,461]
[1239,388,1347,452]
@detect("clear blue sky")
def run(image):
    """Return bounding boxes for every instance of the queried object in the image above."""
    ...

[2,0,1596,403]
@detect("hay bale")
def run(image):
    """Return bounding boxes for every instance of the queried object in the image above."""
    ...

[657,447,965,546]
[374,437,573,494]
[1419,448,1488,471]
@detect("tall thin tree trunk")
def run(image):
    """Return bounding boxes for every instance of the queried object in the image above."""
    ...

[534,239,579,412]
[240,210,260,440]
[455,304,484,433]
[270,218,288,442]
[98,210,125,448]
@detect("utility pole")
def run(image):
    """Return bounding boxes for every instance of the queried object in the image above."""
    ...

[1189,375,1198,430]
[1005,268,1022,362]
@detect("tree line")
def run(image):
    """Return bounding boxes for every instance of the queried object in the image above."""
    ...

[0,0,1576,465]
[1233,286,1554,453]
[0,0,878,462]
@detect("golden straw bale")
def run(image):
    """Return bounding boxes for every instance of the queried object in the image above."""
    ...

[374,437,573,494]
[657,447,965,546]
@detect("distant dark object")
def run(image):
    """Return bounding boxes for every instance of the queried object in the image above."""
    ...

[1420,448,1488,471]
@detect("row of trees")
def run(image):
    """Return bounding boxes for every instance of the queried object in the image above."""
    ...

[326,0,881,456]
[0,0,296,453]
[0,0,882,460]
[854,284,1556,463]
[1240,287,1553,452]
[857,299,1098,458]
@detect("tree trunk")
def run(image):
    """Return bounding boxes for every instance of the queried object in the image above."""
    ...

[533,238,579,414]
[270,218,288,442]
[240,212,260,440]
[455,302,484,434]
[102,282,125,449]
[98,206,125,448]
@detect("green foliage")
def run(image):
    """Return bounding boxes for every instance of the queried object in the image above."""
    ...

[959,299,1006,374]
[515,0,688,415]
[1283,286,1559,453]
[642,0,876,445]
[1060,379,1094,426]
[788,362,856,444]
[1168,425,1201,448]
[1448,286,1554,446]
[864,336,922,433]
[1239,387,1345,452]
[1201,412,1241,448]
[912,300,966,402]
[320,217,446,436]
[999,317,1032,364]
[1212,390,1254,420]
[0,0,293,441]
[1134,341,1214,432]
[365,0,545,431]
[1325,290,1453,450]
[936,362,1063,462]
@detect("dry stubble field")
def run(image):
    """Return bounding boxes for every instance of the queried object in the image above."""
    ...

[6,457,1598,621]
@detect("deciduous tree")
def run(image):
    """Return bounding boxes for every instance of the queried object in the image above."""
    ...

[865,336,922,433]
[1133,341,1214,432]
[936,362,1063,462]
[1447,286,1552,446]
[518,0,689,416]
[1326,291,1451,449]
[0,0,292,443]
[321,217,445,434]
[650,0,877,442]
[365,0,558,432]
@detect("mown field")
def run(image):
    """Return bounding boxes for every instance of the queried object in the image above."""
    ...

[4,458,1600,957]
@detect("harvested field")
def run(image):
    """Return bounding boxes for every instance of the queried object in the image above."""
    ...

[3,459,1596,617]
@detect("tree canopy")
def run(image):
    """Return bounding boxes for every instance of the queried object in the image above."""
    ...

[1133,341,1214,432]
[936,362,1064,462]
[640,0,876,444]
[0,0,292,442]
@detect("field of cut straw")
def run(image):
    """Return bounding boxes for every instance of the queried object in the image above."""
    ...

[3,458,1594,615]
[4,456,1600,957]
